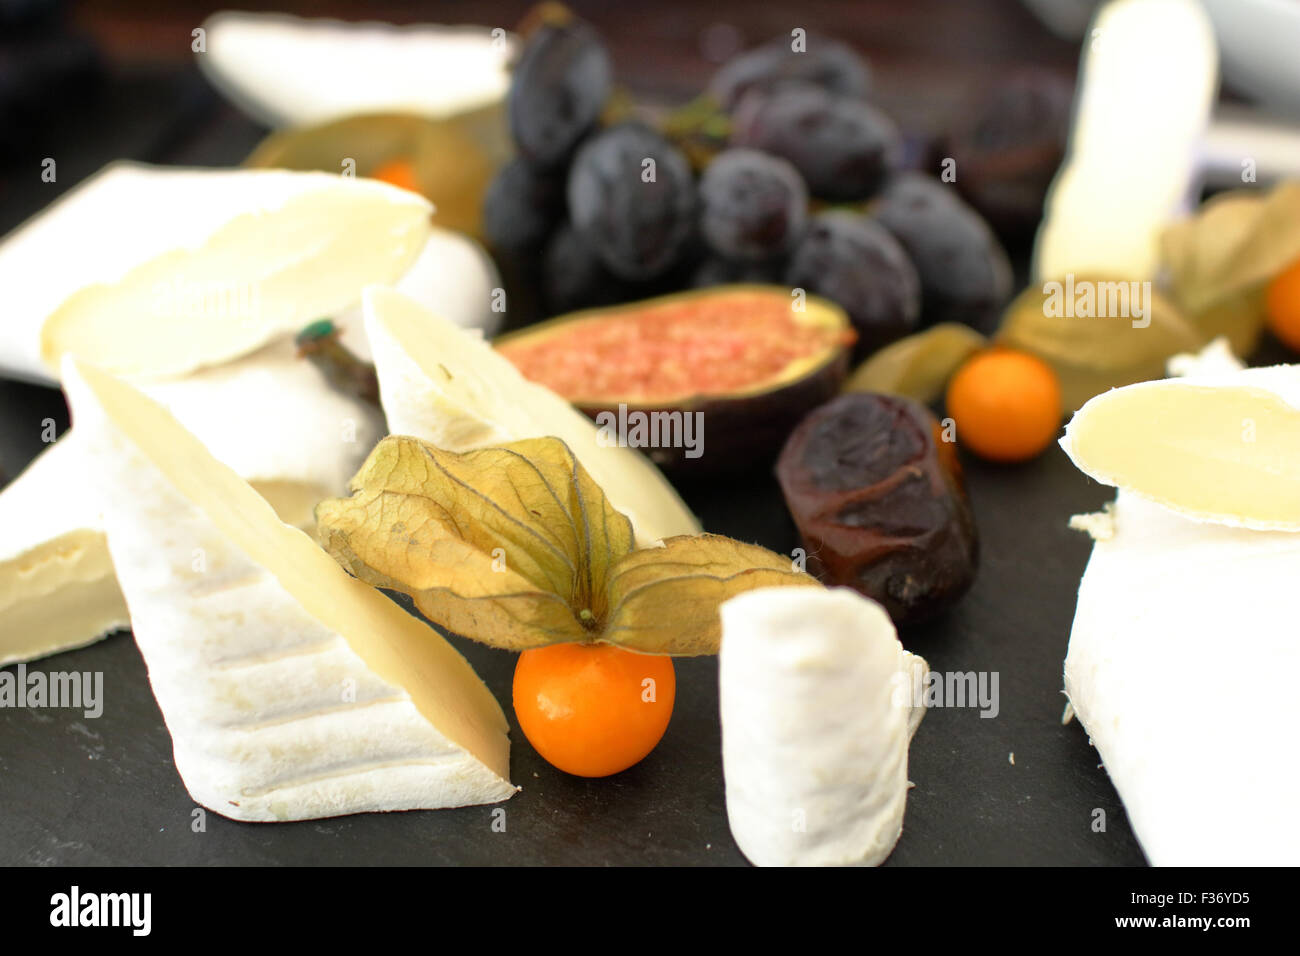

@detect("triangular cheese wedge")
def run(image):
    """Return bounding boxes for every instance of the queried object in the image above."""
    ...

[362,285,701,546]
[0,432,128,666]
[198,12,514,128]
[0,162,431,384]
[0,339,384,664]
[1061,364,1300,530]
[1065,490,1300,864]
[62,357,515,819]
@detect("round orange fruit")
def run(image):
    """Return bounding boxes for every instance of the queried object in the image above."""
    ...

[945,348,1062,462]
[1266,257,1300,352]
[513,642,676,778]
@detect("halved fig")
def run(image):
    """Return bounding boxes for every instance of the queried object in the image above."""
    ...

[495,285,855,473]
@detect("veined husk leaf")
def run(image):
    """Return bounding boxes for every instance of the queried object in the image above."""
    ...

[604,536,821,655]
[996,279,1206,412]
[843,323,985,405]
[1160,181,1300,316]
[317,435,818,655]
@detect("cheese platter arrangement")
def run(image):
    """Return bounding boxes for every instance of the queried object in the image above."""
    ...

[0,0,1296,881]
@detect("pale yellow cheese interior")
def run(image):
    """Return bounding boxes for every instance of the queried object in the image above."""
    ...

[41,188,431,379]
[1068,383,1300,528]
[69,359,510,782]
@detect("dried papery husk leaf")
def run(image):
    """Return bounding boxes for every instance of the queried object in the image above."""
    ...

[843,323,986,404]
[1160,181,1300,316]
[316,435,635,650]
[604,535,821,656]
[244,109,510,239]
[318,435,819,655]
[996,278,1206,412]
[1180,287,1267,359]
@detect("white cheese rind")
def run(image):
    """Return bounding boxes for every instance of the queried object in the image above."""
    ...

[1032,0,1217,282]
[0,163,431,384]
[1065,490,1300,864]
[335,227,503,359]
[0,340,383,664]
[62,358,515,820]
[198,12,515,128]
[719,587,926,867]
[362,285,701,546]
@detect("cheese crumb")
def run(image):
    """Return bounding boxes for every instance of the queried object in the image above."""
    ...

[1069,505,1115,541]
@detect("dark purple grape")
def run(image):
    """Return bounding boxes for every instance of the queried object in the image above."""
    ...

[870,173,1013,334]
[540,222,632,315]
[508,17,612,169]
[691,255,787,288]
[697,148,807,262]
[482,158,565,253]
[709,34,870,112]
[731,84,901,201]
[785,211,920,354]
[942,71,1073,238]
[567,122,697,281]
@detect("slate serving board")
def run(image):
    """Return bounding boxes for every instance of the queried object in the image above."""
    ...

[0,66,1150,867]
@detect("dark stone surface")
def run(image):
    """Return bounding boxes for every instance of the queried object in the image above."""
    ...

[0,60,1147,867]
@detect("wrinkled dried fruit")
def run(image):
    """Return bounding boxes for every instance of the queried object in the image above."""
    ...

[776,393,978,626]
[996,279,1206,412]
[844,322,986,404]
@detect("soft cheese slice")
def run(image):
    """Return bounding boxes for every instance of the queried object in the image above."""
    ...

[1066,490,1300,864]
[0,432,128,665]
[335,226,504,357]
[0,339,383,665]
[362,286,700,546]
[719,587,926,867]
[0,162,431,383]
[198,12,515,128]
[1061,364,1300,530]
[61,357,515,819]
[1032,0,1217,281]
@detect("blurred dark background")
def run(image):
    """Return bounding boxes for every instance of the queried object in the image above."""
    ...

[1,0,1079,225]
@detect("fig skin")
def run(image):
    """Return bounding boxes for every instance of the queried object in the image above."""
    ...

[776,392,978,626]
[495,285,853,475]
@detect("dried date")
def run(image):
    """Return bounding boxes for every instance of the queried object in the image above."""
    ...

[776,392,978,627]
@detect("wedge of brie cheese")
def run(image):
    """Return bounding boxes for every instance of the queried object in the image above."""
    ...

[1061,363,1300,530]
[0,339,383,664]
[1033,0,1218,282]
[719,587,926,867]
[197,12,514,128]
[0,432,128,666]
[361,285,701,546]
[1065,490,1300,864]
[61,357,516,819]
[0,162,432,384]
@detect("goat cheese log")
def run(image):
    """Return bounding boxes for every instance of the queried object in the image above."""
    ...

[719,587,926,866]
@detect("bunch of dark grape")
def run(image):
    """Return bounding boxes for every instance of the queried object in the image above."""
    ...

[483,11,1015,353]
